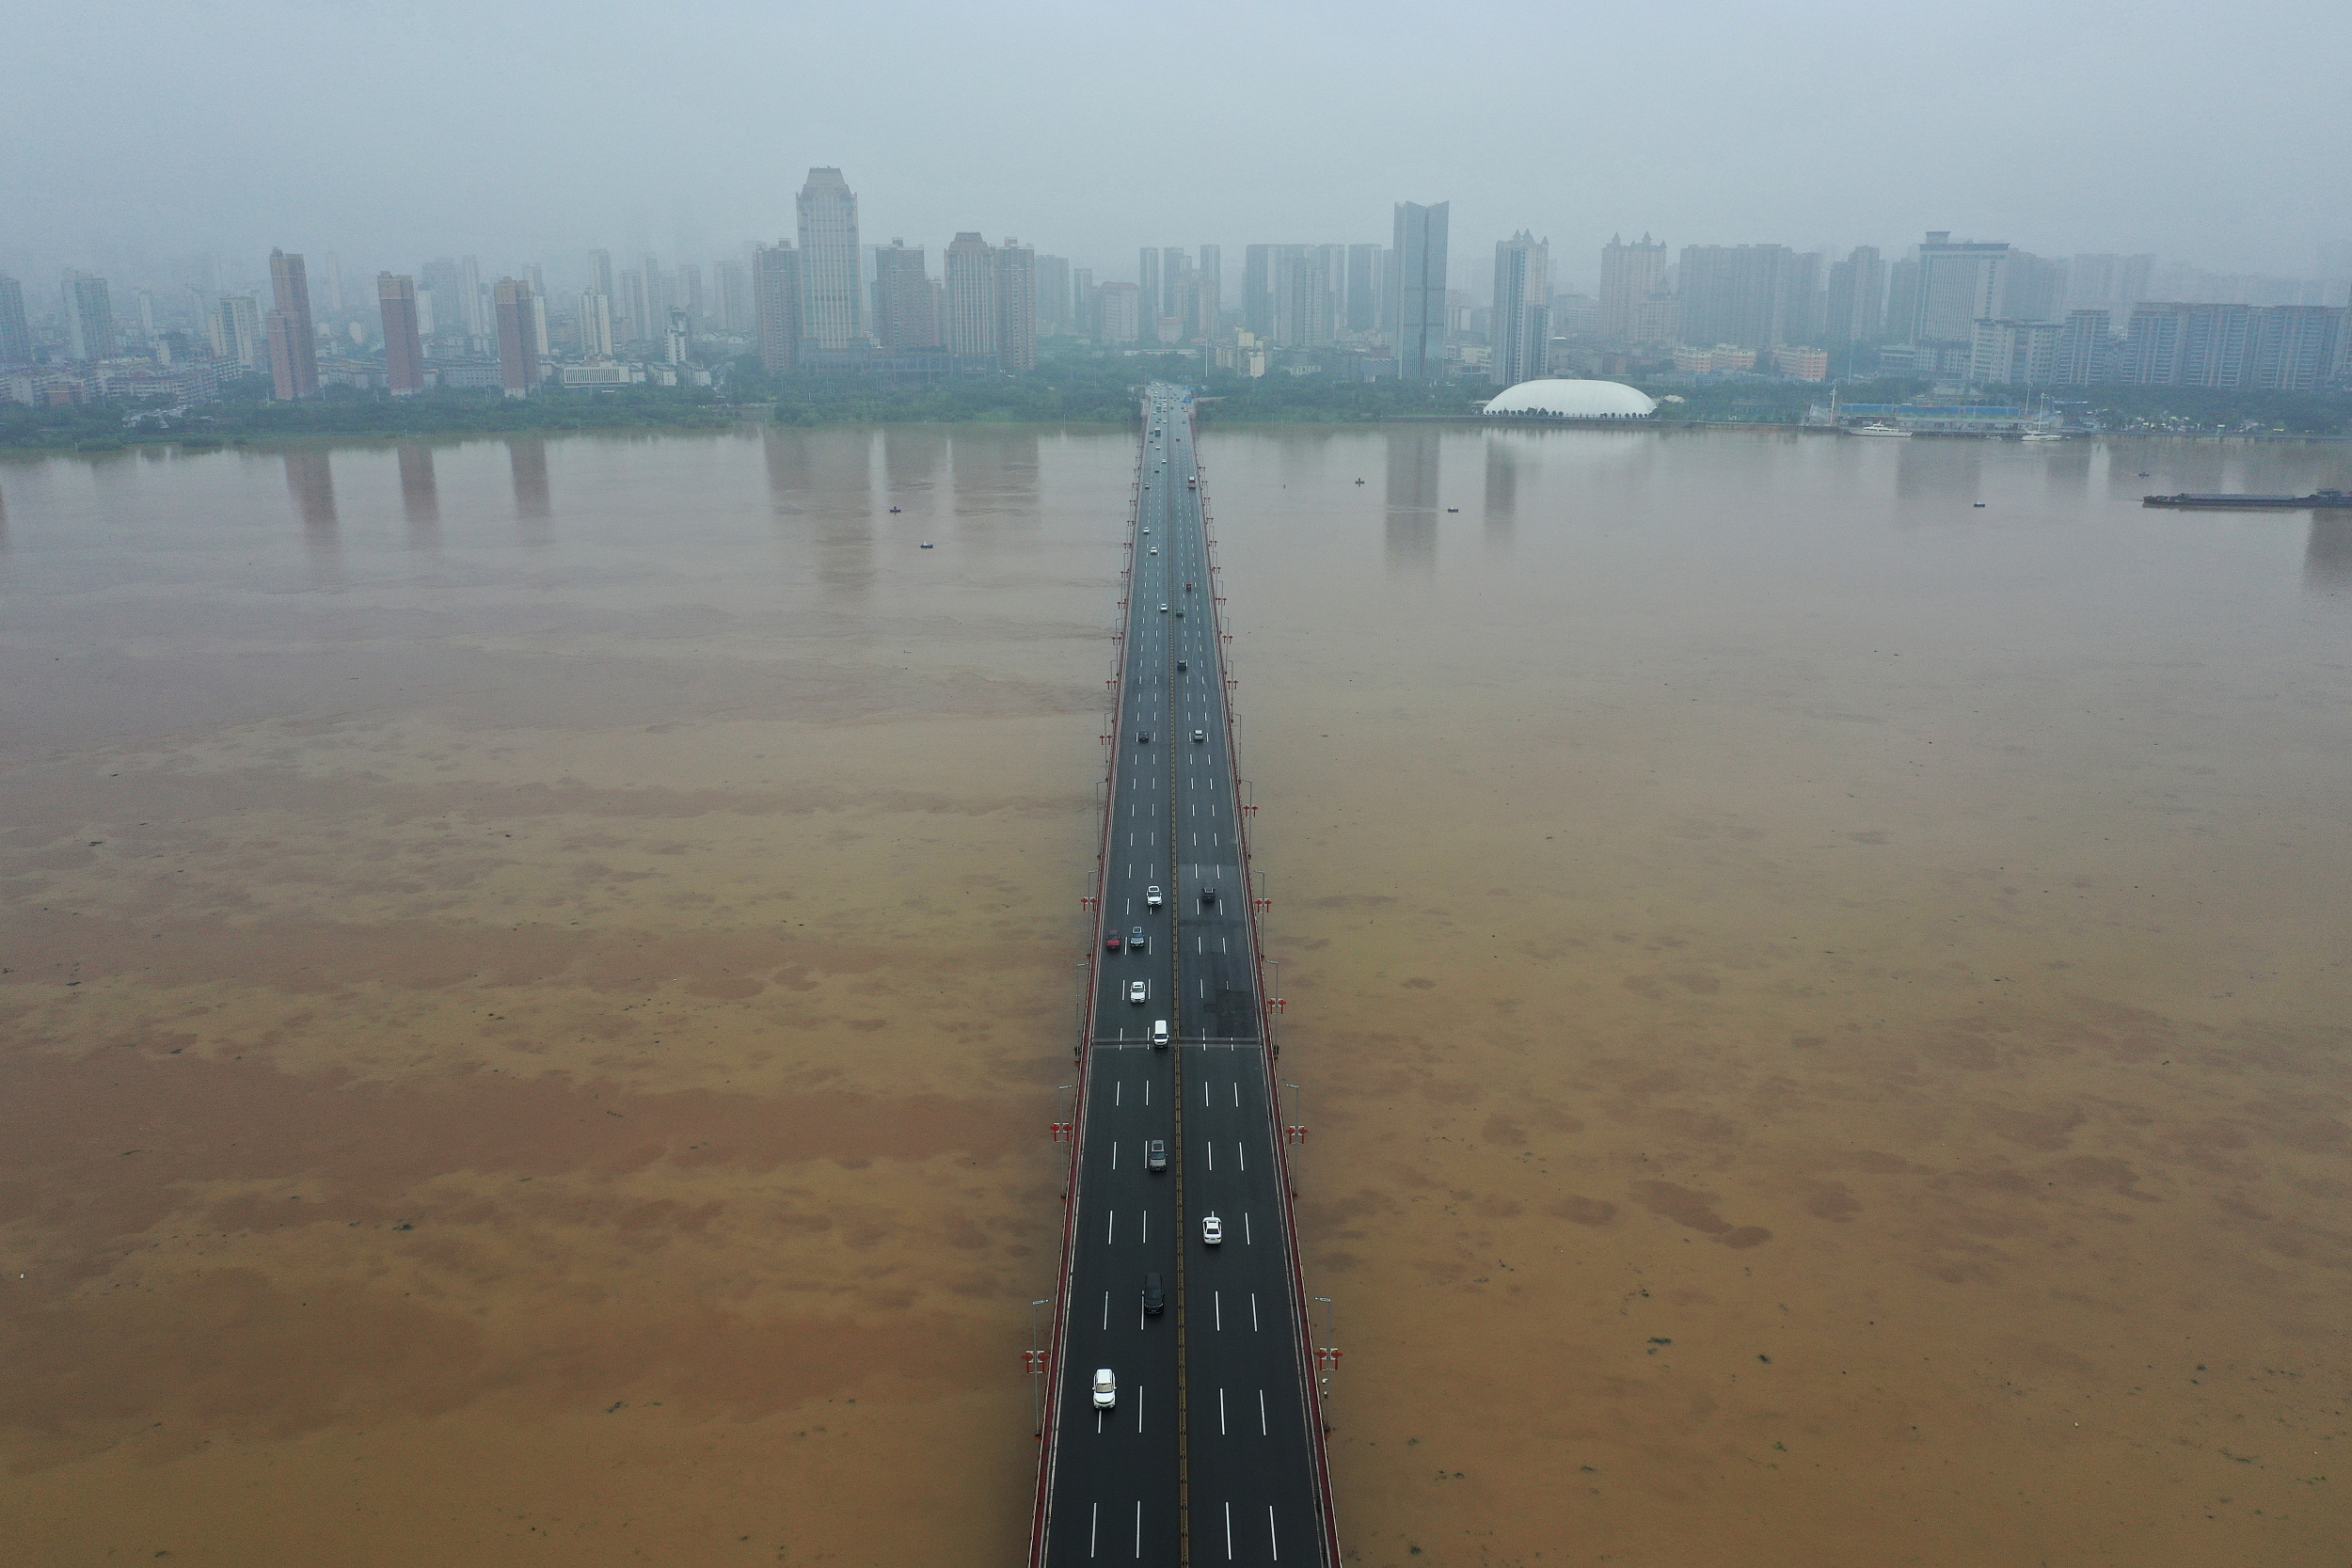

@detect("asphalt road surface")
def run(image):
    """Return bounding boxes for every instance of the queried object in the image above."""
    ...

[1036,386,1333,1567]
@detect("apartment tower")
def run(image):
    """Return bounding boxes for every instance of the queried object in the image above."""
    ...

[1391,201,1451,378]
[796,168,863,351]
[377,273,425,394]
[267,249,320,398]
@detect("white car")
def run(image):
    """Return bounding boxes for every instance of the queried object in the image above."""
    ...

[1128,979,1147,1004]
[1092,1369,1117,1409]
[1150,546,1158,555]
[1201,1212,1224,1246]
[1159,603,1168,612]
[1145,885,1162,908]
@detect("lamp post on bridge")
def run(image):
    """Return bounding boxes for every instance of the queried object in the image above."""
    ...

[1028,1298,1051,1435]
[1312,1295,1341,1429]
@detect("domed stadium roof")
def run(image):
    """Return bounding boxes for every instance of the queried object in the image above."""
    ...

[1482,378,1658,420]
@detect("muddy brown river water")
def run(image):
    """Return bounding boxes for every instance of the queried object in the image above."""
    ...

[1,424,2345,1566]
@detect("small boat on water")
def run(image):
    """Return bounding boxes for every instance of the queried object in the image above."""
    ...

[2019,430,2065,442]
[2142,490,2352,510]
[1848,421,1909,437]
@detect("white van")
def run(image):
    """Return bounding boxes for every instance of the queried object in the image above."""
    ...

[1152,1019,1169,1049]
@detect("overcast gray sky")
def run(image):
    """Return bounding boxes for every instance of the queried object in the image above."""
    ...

[6,0,2348,293]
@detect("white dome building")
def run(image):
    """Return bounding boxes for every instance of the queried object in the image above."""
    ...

[1482,378,1658,420]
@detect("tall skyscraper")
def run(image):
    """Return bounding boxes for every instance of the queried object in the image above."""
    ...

[588,248,614,300]
[1901,231,2011,348]
[420,259,465,342]
[796,167,863,351]
[1597,234,1668,343]
[1072,267,1097,335]
[1161,247,1188,320]
[1035,254,1072,337]
[1345,245,1382,333]
[618,269,648,341]
[1096,281,1142,344]
[752,242,802,373]
[1391,200,1450,378]
[210,295,262,369]
[0,272,31,363]
[577,291,614,358]
[1783,250,1826,345]
[2066,254,2155,312]
[997,238,1038,372]
[1676,245,1794,350]
[321,252,345,314]
[62,270,117,360]
[494,277,537,396]
[874,242,940,351]
[1197,245,1222,335]
[944,232,997,358]
[713,261,750,332]
[1490,230,1550,386]
[268,249,320,397]
[1822,246,1887,342]
[378,273,425,394]
[1243,245,1275,338]
[458,255,486,340]
[1139,248,1162,328]
[679,263,705,324]
[640,254,669,339]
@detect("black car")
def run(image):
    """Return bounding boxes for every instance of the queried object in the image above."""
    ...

[1128,927,1147,952]
[1137,731,1151,744]
[1142,1272,1166,1316]
[1176,659,1187,672]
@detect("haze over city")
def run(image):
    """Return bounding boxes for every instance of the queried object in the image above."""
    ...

[8,0,2350,288]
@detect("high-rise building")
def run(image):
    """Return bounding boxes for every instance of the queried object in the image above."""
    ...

[1783,251,1826,346]
[1035,254,1072,337]
[577,291,614,358]
[996,238,1037,372]
[0,273,31,363]
[2001,253,2069,323]
[713,261,750,332]
[1901,231,2011,348]
[1072,267,1096,335]
[640,254,669,340]
[458,255,486,340]
[1597,234,1668,343]
[1490,230,1550,386]
[1197,245,1222,336]
[588,248,614,300]
[2065,254,2154,312]
[1391,201,1450,378]
[679,263,705,325]
[665,307,690,367]
[420,259,465,342]
[874,241,941,351]
[321,252,345,314]
[2120,301,2345,390]
[1345,244,1382,333]
[210,295,262,369]
[268,249,320,397]
[618,269,647,341]
[1967,319,2061,386]
[494,277,537,395]
[796,167,863,351]
[1676,245,1794,350]
[1161,247,1188,320]
[62,270,117,360]
[1822,246,1886,342]
[1096,281,1142,344]
[944,232,997,358]
[1243,245,1274,339]
[752,242,802,373]
[2249,306,2343,391]
[265,310,302,398]
[378,273,425,394]
[2049,309,2114,386]
[1139,248,1162,327]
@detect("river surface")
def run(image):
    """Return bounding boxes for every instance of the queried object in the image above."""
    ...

[1,425,2345,1566]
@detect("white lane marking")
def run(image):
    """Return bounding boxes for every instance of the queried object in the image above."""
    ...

[1102,1291,1109,1329]
[1144,1081,1150,1105]
[1141,1209,1148,1243]
[1112,1142,1119,1168]
[1135,1501,1142,1559]
[1206,1144,1215,1171]
[1245,1212,1253,1244]
[1219,1386,1227,1434]
[1237,1142,1246,1172]
[1221,938,1228,954]
[1232,1084,1240,1107]
[1250,1292,1260,1332]
[1106,1211,1115,1244]
[1268,1505,1279,1559]
[1090,1502,1099,1558]
[1224,1501,1233,1560]
[1215,1291,1222,1331]
[1137,1385,1144,1433]
[1115,1083,1121,1106]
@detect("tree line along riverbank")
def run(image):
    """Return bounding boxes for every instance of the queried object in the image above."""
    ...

[7,358,2350,453]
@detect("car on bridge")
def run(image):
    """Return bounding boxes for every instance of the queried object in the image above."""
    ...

[1159,603,1168,612]
[1129,927,1147,951]
[1176,659,1187,671]
[1104,932,1121,953]
[1128,980,1147,1004]
[1201,1212,1224,1246]
[1146,1139,1167,1171]
[1143,1273,1165,1316]
[1092,1369,1117,1409]
[1193,730,1205,743]
[1146,884,1162,908]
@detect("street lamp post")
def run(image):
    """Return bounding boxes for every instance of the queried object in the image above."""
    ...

[1029,1298,1051,1435]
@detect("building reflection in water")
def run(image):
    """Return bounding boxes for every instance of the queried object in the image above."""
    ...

[1482,434,1517,556]
[948,428,1041,531]
[396,443,439,548]
[882,426,947,521]
[765,426,877,593]
[509,438,550,536]
[1384,426,1439,576]
[283,450,339,565]
[2306,519,2352,596]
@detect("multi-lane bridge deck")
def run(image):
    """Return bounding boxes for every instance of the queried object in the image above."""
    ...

[1029,385,1337,1567]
